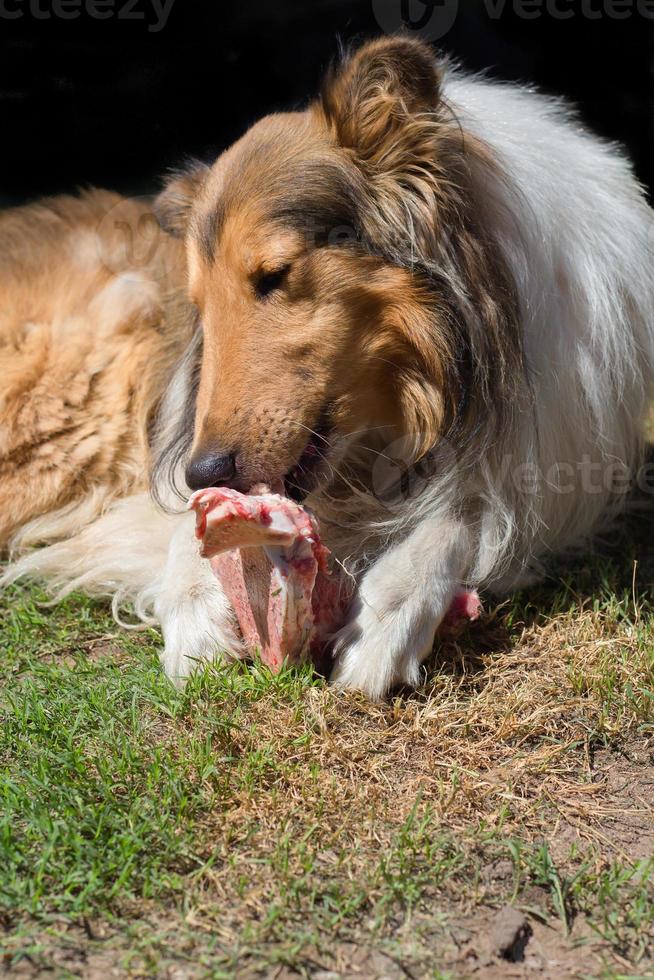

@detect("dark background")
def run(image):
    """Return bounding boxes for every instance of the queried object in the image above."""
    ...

[1,0,653,207]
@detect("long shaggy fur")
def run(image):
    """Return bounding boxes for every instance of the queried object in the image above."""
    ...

[0,189,194,548]
[2,38,653,699]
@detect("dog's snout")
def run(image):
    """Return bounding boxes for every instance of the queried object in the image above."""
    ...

[186,451,237,491]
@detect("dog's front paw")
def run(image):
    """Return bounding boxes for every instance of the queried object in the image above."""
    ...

[155,514,244,686]
[158,586,244,686]
[329,596,433,700]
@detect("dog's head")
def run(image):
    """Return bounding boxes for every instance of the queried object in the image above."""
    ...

[155,37,519,502]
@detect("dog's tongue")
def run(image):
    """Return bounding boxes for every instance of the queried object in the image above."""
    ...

[189,487,482,674]
[189,487,345,671]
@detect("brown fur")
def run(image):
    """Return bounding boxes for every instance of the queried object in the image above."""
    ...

[155,37,522,496]
[0,190,192,546]
[1,37,523,554]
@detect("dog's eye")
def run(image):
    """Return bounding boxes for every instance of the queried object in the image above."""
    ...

[254,265,290,300]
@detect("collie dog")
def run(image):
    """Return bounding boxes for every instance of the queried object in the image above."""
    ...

[2,37,653,698]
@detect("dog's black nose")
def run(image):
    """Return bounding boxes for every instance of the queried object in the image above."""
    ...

[185,451,237,491]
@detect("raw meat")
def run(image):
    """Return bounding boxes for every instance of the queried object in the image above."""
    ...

[189,487,347,671]
[189,487,482,673]
[443,588,483,625]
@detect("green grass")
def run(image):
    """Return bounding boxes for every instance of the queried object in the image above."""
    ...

[574,859,654,960]
[0,586,319,920]
[4,591,193,914]
[1,572,653,977]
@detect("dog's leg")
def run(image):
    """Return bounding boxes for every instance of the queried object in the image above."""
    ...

[330,516,472,699]
[154,510,244,684]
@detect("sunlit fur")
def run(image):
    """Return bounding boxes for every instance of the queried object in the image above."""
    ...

[0,190,191,547]
[3,38,654,699]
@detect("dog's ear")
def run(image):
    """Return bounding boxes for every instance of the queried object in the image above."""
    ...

[153,161,209,238]
[318,37,449,256]
[319,36,442,166]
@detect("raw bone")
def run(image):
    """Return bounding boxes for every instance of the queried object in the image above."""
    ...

[189,487,345,670]
[189,487,481,672]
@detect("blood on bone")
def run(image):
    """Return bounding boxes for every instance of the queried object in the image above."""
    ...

[189,487,481,673]
[190,487,342,671]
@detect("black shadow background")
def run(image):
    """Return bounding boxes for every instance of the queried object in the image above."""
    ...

[0,0,652,207]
